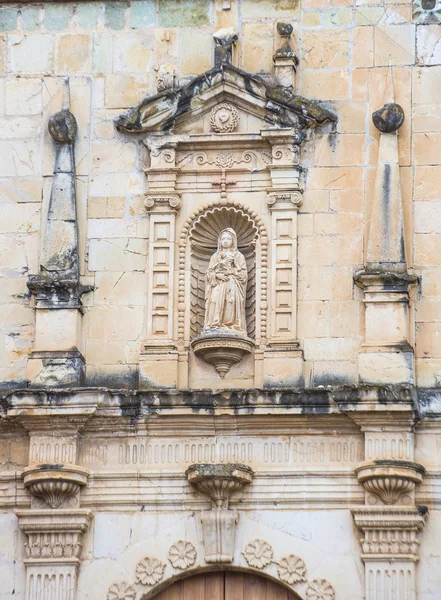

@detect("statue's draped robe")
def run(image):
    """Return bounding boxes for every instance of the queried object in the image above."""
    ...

[204,230,247,334]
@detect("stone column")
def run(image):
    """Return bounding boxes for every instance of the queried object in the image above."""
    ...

[262,131,303,387]
[27,106,90,387]
[273,23,298,89]
[9,391,99,600]
[139,143,182,389]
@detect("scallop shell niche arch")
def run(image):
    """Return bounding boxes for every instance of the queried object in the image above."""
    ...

[177,201,269,345]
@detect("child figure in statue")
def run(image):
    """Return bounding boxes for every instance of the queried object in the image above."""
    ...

[204,228,248,334]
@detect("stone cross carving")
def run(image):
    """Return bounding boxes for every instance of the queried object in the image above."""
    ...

[204,228,247,334]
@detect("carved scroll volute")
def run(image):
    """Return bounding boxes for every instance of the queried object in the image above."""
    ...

[186,463,253,563]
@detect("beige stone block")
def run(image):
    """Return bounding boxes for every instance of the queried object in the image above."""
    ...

[104,74,153,109]
[314,213,363,236]
[417,24,441,66]
[414,166,441,200]
[69,77,92,178]
[241,23,274,73]
[9,34,53,74]
[93,33,113,74]
[416,358,441,386]
[359,351,414,384]
[0,141,41,177]
[416,299,441,322]
[307,167,363,190]
[113,31,154,73]
[139,352,178,389]
[330,189,363,213]
[365,301,409,345]
[302,69,350,101]
[337,102,367,134]
[93,272,147,306]
[304,337,358,361]
[0,35,6,75]
[302,11,321,26]
[353,26,374,68]
[154,28,179,65]
[34,309,81,352]
[413,132,441,165]
[91,141,137,174]
[86,341,125,365]
[302,29,349,69]
[179,29,212,76]
[263,353,304,387]
[312,360,357,385]
[352,68,368,101]
[413,104,441,133]
[298,266,354,300]
[0,116,41,139]
[315,134,366,167]
[375,25,415,66]
[329,301,360,337]
[415,234,441,266]
[301,189,329,213]
[88,306,145,342]
[88,196,126,218]
[55,34,91,75]
[88,238,146,272]
[298,301,329,338]
[297,214,314,236]
[242,0,299,17]
[415,201,441,233]
[299,235,362,266]
[93,110,120,140]
[413,66,441,103]
[88,219,137,239]
[5,78,42,116]
[422,269,441,296]
[89,172,145,196]
[302,0,330,8]
[416,322,441,358]
[0,204,40,234]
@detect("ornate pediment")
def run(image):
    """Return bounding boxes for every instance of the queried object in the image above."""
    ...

[115,62,336,137]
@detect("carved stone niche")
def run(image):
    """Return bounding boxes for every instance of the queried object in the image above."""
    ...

[188,207,259,378]
[355,460,425,505]
[23,464,89,509]
[186,463,253,563]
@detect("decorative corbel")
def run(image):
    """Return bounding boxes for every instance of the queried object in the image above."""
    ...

[186,463,253,563]
[355,460,425,505]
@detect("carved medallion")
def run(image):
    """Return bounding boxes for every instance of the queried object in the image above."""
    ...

[136,556,166,585]
[168,541,197,569]
[277,554,307,585]
[243,539,274,569]
[209,103,239,133]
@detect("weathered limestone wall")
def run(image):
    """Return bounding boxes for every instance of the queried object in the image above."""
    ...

[0,0,440,388]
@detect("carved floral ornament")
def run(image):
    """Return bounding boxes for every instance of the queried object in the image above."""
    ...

[209,102,240,133]
[107,542,197,600]
[243,539,334,599]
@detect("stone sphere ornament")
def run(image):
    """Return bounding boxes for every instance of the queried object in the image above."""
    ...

[48,109,78,143]
[372,102,405,133]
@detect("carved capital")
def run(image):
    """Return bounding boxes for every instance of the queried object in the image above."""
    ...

[16,509,92,564]
[355,460,425,505]
[23,465,89,509]
[266,189,303,211]
[186,463,253,509]
[352,506,427,561]
[149,146,176,168]
[270,144,299,166]
[145,194,181,213]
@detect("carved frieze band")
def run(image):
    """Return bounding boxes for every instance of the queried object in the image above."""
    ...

[243,539,335,599]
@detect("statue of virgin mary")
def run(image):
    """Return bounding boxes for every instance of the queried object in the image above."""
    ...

[204,228,248,334]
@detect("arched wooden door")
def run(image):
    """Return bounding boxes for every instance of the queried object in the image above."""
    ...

[152,572,300,600]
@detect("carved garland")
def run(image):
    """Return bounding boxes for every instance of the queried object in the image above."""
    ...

[107,541,197,600]
[243,539,335,600]
[178,201,268,344]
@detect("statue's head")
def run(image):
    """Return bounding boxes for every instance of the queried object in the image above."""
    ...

[218,228,237,251]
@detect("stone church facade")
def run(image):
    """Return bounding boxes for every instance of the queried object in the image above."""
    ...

[0,1,440,599]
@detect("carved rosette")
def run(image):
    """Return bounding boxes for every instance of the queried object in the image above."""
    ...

[306,579,335,600]
[136,556,166,585]
[277,555,307,584]
[209,103,239,133]
[243,539,274,568]
[355,460,425,505]
[23,465,89,509]
[168,540,197,569]
[107,582,137,600]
